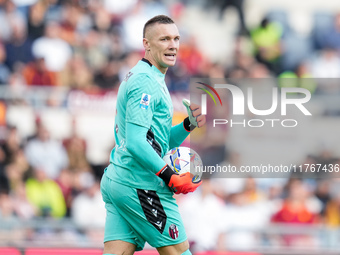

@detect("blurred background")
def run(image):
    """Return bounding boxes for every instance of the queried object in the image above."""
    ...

[0,0,340,254]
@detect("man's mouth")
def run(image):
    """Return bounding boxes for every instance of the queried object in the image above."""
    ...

[164,53,176,61]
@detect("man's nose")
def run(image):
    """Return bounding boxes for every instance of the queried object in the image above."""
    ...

[169,39,178,49]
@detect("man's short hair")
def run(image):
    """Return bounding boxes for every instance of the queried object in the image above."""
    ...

[143,15,174,38]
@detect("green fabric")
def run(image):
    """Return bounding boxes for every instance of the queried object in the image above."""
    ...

[169,122,190,149]
[251,22,282,48]
[278,72,317,94]
[26,178,66,218]
[101,173,187,249]
[107,60,175,191]
[125,122,167,174]
[278,71,299,88]
[182,249,192,255]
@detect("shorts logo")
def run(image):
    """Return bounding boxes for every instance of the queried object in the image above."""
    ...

[140,93,151,109]
[154,221,162,229]
[169,224,179,240]
[147,197,153,205]
[137,189,167,234]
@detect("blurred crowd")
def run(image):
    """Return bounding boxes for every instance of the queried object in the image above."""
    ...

[0,0,340,252]
[178,153,340,252]
[0,0,339,93]
[0,115,106,244]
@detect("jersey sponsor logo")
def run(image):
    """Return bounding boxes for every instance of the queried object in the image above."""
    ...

[123,72,133,81]
[169,224,179,240]
[115,139,127,151]
[140,93,151,110]
[162,86,167,95]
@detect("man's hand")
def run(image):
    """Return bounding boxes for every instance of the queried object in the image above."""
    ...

[183,99,206,130]
[156,165,202,194]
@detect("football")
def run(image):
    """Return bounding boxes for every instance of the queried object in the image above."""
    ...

[163,146,203,183]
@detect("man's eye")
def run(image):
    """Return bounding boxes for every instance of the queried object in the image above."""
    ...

[161,38,167,41]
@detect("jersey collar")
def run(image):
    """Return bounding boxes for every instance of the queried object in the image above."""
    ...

[141,58,152,67]
[141,58,165,79]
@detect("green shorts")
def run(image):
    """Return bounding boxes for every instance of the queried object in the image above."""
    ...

[100,171,187,251]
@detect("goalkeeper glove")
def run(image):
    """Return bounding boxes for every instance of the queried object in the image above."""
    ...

[156,165,201,194]
[182,99,206,131]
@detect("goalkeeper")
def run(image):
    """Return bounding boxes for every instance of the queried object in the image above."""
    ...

[100,15,206,255]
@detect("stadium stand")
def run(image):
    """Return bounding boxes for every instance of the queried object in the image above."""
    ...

[0,0,340,254]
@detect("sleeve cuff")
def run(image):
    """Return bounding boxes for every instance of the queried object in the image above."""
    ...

[183,117,195,132]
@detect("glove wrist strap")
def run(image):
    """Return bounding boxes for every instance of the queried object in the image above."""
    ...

[156,165,174,186]
[183,117,195,132]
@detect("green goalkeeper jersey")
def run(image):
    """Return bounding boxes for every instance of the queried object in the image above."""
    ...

[107,59,174,191]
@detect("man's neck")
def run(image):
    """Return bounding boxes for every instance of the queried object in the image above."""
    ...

[143,55,167,74]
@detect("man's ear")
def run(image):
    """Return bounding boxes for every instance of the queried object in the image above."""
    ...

[143,38,150,51]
